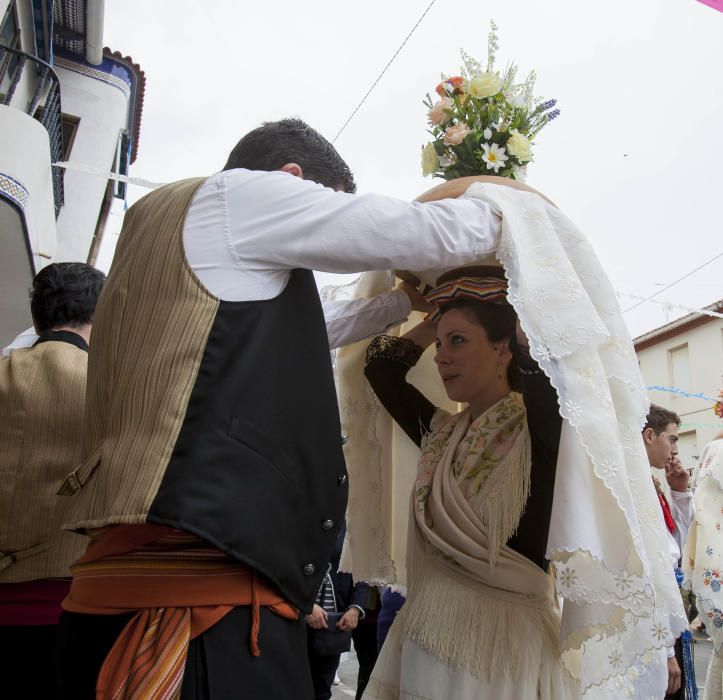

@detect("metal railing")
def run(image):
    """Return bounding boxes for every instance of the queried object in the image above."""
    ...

[0,45,64,216]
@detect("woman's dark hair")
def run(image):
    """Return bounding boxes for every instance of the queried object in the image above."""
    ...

[437,298,522,391]
[30,263,106,332]
[223,118,356,193]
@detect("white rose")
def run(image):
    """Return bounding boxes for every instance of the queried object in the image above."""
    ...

[506,129,533,163]
[468,72,503,99]
[427,97,454,126]
[421,142,440,176]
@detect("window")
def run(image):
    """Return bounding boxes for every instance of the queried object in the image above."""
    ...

[677,431,698,474]
[61,114,80,159]
[669,344,691,396]
[0,2,21,95]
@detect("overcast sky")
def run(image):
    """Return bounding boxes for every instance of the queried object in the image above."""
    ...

[103,0,722,338]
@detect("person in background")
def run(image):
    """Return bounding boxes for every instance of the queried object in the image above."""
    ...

[0,263,105,699]
[641,404,695,699]
[306,526,368,700]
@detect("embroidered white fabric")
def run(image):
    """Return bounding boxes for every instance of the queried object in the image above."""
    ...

[336,183,687,699]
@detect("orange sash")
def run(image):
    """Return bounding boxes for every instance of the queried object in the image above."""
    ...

[64,524,297,699]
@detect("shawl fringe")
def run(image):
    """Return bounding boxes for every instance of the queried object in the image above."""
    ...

[403,528,561,682]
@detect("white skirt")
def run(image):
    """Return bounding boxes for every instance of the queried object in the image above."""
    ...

[362,554,579,700]
[364,620,578,700]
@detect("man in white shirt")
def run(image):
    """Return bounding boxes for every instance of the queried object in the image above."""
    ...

[642,404,695,699]
[57,118,515,699]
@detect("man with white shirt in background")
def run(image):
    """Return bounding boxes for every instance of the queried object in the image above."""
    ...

[55,118,520,699]
[642,404,695,699]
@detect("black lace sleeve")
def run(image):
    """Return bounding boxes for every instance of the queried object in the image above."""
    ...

[506,337,562,571]
[364,335,435,448]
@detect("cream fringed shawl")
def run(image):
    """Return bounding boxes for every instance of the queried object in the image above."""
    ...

[403,396,566,680]
[337,183,688,699]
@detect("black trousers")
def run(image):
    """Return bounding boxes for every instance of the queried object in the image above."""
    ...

[58,606,314,699]
[306,629,341,700]
[352,622,378,700]
[0,624,60,698]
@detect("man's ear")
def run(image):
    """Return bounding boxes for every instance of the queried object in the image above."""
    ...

[278,163,304,178]
[642,427,654,445]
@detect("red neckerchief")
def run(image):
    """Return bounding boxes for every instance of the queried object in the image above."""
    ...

[653,477,677,534]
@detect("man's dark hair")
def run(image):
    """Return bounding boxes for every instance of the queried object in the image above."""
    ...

[643,404,681,435]
[30,263,106,332]
[223,118,356,193]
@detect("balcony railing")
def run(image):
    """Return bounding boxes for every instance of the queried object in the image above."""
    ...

[0,45,64,216]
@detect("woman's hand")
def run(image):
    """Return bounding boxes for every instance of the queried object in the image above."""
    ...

[305,604,328,629]
[398,281,435,314]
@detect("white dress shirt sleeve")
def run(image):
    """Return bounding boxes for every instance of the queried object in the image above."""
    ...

[224,169,500,272]
[183,169,502,303]
[323,289,411,350]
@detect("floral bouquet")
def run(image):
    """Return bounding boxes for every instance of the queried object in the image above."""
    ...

[421,22,559,181]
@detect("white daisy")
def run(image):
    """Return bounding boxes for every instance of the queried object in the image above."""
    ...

[481,143,508,172]
[483,127,492,140]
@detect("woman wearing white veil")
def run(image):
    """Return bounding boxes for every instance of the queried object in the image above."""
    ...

[336,176,688,699]
[336,38,687,696]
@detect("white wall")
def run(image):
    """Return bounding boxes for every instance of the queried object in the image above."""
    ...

[637,318,723,470]
[53,62,129,263]
[0,104,57,263]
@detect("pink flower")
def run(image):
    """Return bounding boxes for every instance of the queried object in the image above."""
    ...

[443,123,470,146]
[427,97,453,126]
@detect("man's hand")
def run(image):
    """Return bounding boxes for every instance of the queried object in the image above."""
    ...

[398,282,435,314]
[337,607,360,631]
[305,604,328,630]
[666,655,681,695]
[666,456,690,493]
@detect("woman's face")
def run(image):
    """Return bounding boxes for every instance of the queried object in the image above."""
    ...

[434,308,511,410]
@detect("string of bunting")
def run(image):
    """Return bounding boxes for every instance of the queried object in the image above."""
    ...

[646,385,719,402]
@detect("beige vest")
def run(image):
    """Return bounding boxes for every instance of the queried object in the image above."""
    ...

[0,341,90,582]
[60,178,220,530]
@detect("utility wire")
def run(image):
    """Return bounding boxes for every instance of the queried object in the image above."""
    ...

[622,251,723,313]
[332,0,438,143]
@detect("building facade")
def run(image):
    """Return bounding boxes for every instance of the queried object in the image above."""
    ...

[0,0,143,346]
[634,299,723,472]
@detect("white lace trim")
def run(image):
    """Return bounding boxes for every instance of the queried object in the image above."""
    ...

[465,182,687,698]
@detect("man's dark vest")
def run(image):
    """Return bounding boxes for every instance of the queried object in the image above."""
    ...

[60,178,348,611]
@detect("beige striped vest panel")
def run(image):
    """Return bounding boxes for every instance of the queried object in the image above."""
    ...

[59,178,220,530]
[0,341,90,582]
